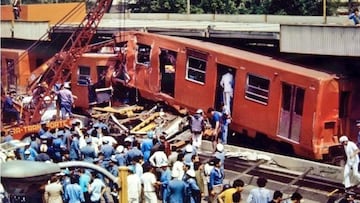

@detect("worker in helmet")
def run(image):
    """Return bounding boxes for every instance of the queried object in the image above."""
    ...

[189,109,206,150]
[339,135,360,189]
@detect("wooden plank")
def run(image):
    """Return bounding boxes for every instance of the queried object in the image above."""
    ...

[130,112,159,132]
[92,105,144,115]
[136,122,157,133]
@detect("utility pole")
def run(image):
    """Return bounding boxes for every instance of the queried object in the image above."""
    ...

[323,0,327,24]
[187,0,190,14]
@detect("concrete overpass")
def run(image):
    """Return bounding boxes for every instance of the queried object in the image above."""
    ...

[1,13,360,56]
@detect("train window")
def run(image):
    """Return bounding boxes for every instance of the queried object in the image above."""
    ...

[186,56,207,84]
[136,44,151,66]
[294,88,304,116]
[245,74,270,105]
[5,58,16,88]
[282,84,292,111]
[95,66,108,88]
[324,121,336,129]
[77,65,91,86]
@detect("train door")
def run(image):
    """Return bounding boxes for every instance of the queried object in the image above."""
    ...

[75,65,91,108]
[278,83,305,142]
[215,64,235,113]
[159,48,177,97]
[94,65,112,104]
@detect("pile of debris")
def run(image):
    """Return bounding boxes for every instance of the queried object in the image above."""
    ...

[90,104,195,147]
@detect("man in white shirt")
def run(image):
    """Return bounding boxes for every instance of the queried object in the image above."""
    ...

[220,69,234,113]
[141,164,159,203]
[89,173,106,203]
[127,165,142,203]
[149,145,168,168]
[340,135,360,189]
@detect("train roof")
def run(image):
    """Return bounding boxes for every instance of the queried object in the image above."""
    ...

[138,32,337,81]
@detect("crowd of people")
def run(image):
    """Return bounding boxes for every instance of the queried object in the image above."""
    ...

[1,113,307,203]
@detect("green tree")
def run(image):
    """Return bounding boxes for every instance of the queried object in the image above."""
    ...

[136,0,186,13]
[197,0,237,14]
[267,0,322,15]
[133,0,329,16]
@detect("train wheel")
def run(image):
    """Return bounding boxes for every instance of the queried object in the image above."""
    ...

[228,130,253,147]
[278,141,295,156]
[254,133,269,150]
[325,145,345,166]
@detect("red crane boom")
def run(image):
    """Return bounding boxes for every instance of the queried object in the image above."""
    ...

[28,0,113,124]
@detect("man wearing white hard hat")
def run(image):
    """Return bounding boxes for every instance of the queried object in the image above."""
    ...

[184,169,201,203]
[215,143,225,173]
[58,82,76,119]
[165,170,187,203]
[189,109,206,150]
[339,135,360,189]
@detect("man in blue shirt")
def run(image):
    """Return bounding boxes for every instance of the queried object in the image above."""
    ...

[65,174,85,203]
[141,131,154,163]
[100,140,114,161]
[349,7,360,26]
[58,83,76,119]
[207,107,223,152]
[209,158,224,203]
[69,133,81,161]
[166,170,187,203]
[79,169,92,202]
[246,177,272,203]
[3,89,21,124]
[81,138,97,163]
[3,130,14,143]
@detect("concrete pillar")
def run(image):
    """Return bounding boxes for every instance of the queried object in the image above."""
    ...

[118,166,128,203]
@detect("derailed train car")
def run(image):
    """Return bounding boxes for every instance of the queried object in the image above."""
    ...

[94,31,359,161]
[24,31,357,161]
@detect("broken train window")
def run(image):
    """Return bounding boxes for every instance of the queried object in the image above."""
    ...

[136,43,151,66]
[77,65,91,86]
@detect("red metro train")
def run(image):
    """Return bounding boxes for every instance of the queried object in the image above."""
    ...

[68,31,359,161]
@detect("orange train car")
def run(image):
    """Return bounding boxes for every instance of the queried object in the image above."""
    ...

[4,31,359,161]
[54,31,359,161]
[101,31,359,161]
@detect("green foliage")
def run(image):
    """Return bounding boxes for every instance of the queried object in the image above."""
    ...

[135,0,186,13]
[132,0,334,16]
[1,0,11,5]
[14,0,336,16]
[267,0,322,15]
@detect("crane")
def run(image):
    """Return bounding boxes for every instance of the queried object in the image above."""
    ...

[26,0,113,124]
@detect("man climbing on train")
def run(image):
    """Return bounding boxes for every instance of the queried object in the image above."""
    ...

[12,0,21,20]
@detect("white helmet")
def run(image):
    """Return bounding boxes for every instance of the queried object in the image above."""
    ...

[171,170,180,178]
[116,145,124,153]
[185,144,193,153]
[186,169,196,178]
[339,135,349,143]
[216,143,224,152]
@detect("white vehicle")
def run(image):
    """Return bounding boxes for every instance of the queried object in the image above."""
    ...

[21,95,59,122]
[0,140,29,163]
